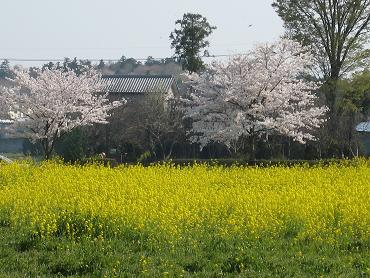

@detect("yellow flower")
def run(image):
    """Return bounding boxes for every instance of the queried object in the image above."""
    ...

[0,159,368,244]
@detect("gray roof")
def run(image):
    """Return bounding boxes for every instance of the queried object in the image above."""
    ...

[0,155,12,164]
[101,75,177,94]
[0,119,13,124]
[356,122,370,132]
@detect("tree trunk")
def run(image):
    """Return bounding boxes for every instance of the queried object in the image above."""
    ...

[330,63,341,81]
[250,134,256,162]
[164,141,176,161]
[42,138,52,160]
[317,145,322,159]
[44,149,51,160]
[159,142,166,161]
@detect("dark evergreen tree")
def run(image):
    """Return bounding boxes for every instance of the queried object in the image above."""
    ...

[170,13,216,73]
[42,62,55,71]
[145,56,160,66]
[0,59,12,79]
[97,59,105,71]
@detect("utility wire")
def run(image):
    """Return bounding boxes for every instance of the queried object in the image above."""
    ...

[0,54,245,63]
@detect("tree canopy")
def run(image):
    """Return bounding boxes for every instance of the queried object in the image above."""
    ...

[0,67,125,159]
[184,39,328,159]
[170,13,216,73]
[272,0,370,80]
[0,60,12,79]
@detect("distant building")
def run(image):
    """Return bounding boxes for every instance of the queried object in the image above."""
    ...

[356,121,370,156]
[0,119,25,154]
[96,75,181,156]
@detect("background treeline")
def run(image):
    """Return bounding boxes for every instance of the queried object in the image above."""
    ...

[1,55,369,163]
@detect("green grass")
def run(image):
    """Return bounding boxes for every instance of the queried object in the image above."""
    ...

[0,226,369,277]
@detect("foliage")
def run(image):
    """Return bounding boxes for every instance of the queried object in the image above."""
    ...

[0,60,13,79]
[136,92,185,160]
[0,67,125,159]
[315,70,370,158]
[55,128,88,163]
[117,142,144,163]
[0,160,368,276]
[97,82,186,162]
[344,69,370,116]
[184,39,328,159]
[272,0,370,159]
[170,13,216,73]
[272,0,370,80]
[137,150,153,163]
[41,57,93,76]
[97,55,183,76]
[22,139,43,156]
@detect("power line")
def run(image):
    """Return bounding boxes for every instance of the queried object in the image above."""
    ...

[0,58,162,62]
[0,42,254,51]
[0,54,245,63]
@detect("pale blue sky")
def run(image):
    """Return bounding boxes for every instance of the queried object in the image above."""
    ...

[1,0,283,66]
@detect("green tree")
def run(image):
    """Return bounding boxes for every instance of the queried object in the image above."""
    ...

[97,59,105,71]
[55,128,88,162]
[63,57,92,75]
[145,56,160,66]
[273,0,370,157]
[0,60,12,79]
[170,13,216,73]
[41,58,92,76]
[41,62,55,71]
[336,69,370,123]
[315,70,370,157]
[272,0,370,80]
[113,56,140,74]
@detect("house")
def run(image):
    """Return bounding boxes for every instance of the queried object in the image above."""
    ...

[91,75,182,156]
[356,121,370,156]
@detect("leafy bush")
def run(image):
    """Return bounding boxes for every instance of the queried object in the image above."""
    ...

[55,129,88,163]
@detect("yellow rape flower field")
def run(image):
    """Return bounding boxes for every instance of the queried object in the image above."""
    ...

[0,160,369,277]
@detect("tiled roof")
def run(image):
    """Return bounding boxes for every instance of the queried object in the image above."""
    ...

[0,155,13,163]
[356,122,370,132]
[101,75,176,94]
[0,119,13,124]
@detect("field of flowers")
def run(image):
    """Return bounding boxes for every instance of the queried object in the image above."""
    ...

[0,160,369,276]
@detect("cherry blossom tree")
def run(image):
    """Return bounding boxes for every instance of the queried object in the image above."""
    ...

[0,67,125,159]
[184,39,328,160]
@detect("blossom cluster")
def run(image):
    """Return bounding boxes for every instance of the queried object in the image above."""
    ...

[185,39,328,149]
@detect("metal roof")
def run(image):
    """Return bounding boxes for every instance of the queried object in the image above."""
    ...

[101,75,176,94]
[0,119,13,124]
[0,155,13,164]
[356,122,370,132]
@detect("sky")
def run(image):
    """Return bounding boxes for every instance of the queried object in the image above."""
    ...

[0,0,284,67]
